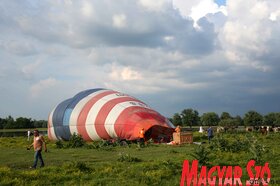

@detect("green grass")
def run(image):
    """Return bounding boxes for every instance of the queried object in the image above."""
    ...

[0,132,279,185]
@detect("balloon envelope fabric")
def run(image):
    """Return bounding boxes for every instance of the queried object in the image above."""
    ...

[48,88,175,141]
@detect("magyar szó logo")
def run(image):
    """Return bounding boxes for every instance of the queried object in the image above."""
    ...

[180,160,271,186]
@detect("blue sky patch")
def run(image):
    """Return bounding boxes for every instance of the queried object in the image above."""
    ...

[215,0,226,6]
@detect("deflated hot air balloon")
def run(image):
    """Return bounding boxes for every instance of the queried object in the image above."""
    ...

[48,88,175,141]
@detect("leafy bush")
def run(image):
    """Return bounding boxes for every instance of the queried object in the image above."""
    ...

[191,145,210,167]
[86,140,113,150]
[55,140,64,149]
[86,139,130,150]
[209,134,251,153]
[230,137,250,152]
[248,136,267,163]
[209,135,230,152]
[66,133,85,148]
[209,133,268,164]
[161,160,181,174]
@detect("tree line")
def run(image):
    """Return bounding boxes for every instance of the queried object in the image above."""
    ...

[1,109,280,129]
[169,109,280,128]
[0,116,47,129]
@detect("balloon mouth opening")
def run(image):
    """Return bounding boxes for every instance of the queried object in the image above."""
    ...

[144,125,173,143]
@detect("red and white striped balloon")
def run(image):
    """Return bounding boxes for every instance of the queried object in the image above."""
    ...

[48,88,174,141]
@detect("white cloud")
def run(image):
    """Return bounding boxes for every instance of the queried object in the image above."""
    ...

[269,10,280,21]
[110,65,142,81]
[22,60,42,78]
[81,1,94,17]
[222,21,270,51]
[30,77,58,97]
[190,0,227,28]
[163,36,174,42]
[1,40,37,56]
[112,14,127,28]
[138,0,170,12]
[173,0,227,28]
[121,67,142,80]
[64,0,73,5]
[249,1,269,20]
[220,0,279,72]
[172,0,198,16]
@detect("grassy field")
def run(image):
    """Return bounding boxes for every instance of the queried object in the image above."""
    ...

[0,132,279,186]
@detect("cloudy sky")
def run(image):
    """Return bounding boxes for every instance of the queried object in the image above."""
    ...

[0,0,280,120]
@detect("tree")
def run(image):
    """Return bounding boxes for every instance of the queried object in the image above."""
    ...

[243,110,263,126]
[201,112,219,126]
[219,118,239,128]
[220,112,232,120]
[34,120,48,128]
[275,113,280,126]
[15,117,34,129]
[181,108,200,128]
[1,116,47,129]
[234,115,244,126]
[0,118,5,129]
[263,113,276,126]
[219,112,233,127]
[171,113,182,126]
[3,115,15,129]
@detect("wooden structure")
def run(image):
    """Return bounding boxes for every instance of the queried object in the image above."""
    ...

[173,132,193,144]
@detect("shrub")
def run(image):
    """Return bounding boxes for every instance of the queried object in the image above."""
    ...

[209,134,230,152]
[86,140,114,150]
[209,134,250,153]
[191,145,210,167]
[248,136,267,163]
[66,133,85,148]
[230,137,250,152]
[55,140,64,149]
[162,160,181,174]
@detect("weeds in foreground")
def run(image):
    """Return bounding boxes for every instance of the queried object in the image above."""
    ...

[191,145,211,167]
[63,161,92,173]
[208,134,268,164]
[248,136,267,164]
[117,152,142,162]
[66,133,85,148]
[55,140,64,149]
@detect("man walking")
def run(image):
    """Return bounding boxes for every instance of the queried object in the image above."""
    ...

[28,129,47,168]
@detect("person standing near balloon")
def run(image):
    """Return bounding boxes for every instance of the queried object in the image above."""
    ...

[27,130,31,141]
[139,128,145,147]
[175,125,181,133]
[207,126,214,143]
[27,129,47,168]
